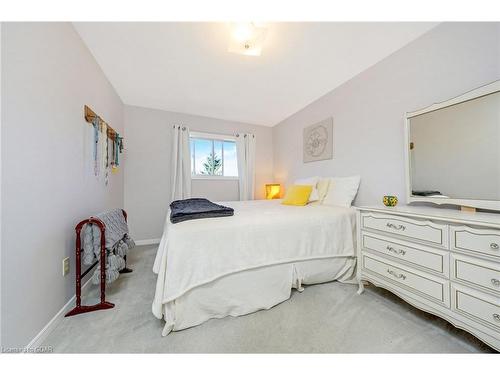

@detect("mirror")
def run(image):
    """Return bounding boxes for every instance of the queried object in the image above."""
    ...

[406,81,500,210]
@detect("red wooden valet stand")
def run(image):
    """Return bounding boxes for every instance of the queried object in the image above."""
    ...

[65,209,131,317]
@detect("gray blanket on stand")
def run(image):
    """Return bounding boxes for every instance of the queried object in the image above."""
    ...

[82,208,135,284]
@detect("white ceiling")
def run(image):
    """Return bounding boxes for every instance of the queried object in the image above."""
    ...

[74,22,438,126]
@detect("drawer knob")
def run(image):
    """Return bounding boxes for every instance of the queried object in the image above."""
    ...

[386,222,406,231]
[386,245,406,256]
[491,279,500,288]
[387,269,406,280]
[493,313,500,323]
[490,243,499,250]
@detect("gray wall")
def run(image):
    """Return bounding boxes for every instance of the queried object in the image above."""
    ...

[272,23,500,206]
[1,23,124,347]
[124,105,273,241]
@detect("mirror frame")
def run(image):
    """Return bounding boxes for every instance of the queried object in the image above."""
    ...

[404,80,500,211]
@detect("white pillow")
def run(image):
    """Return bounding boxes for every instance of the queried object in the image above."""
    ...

[322,176,361,207]
[294,176,320,202]
[316,178,331,201]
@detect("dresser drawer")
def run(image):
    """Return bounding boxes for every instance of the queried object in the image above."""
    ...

[452,226,500,258]
[451,254,500,294]
[362,254,449,306]
[362,233,448,276]
[361,213,448,248]
[452,285,500,332]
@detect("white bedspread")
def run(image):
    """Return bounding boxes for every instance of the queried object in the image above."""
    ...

[152,200,356,318]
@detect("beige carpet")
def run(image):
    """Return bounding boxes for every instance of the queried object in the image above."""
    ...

[42,245,496,353]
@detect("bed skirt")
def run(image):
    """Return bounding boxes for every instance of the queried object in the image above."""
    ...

[160,256,356,336]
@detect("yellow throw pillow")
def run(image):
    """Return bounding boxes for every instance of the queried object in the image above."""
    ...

[281,185,313,206]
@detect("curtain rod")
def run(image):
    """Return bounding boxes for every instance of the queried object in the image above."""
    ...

[173,125,255,138]
[84,105,121,141]
[172,125,187,130]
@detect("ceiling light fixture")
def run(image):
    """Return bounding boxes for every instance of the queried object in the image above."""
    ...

[228,23,267,57]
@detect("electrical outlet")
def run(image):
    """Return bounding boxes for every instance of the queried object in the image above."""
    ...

[62,257,70,276]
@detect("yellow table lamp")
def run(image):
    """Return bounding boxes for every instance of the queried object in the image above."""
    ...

[265,184,281,199]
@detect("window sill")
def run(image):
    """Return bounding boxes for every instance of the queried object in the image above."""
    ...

[191,175,239,181]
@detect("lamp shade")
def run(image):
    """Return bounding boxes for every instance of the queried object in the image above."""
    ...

[265,184,281,200]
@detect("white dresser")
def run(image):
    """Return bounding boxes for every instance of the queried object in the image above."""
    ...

[356,205,500,351]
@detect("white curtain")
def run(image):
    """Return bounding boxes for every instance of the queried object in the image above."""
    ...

[171,125,191,201]
[236,133,256,200]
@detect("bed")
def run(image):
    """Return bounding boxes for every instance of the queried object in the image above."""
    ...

[152,199,357,336]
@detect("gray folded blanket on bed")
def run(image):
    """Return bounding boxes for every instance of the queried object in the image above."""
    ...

[170,198,234,223]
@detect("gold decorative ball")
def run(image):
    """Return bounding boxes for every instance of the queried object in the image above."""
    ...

[383,196,398,207]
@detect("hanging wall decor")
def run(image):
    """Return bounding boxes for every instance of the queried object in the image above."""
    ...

[84,105,124,183]
[303,117,333,163]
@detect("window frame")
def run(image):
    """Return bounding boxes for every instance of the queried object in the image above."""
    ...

[189,131,239,180]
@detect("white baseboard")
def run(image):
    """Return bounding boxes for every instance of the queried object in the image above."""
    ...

[135,238,160,246]
[25,238,159,349]
[25,278,93,349]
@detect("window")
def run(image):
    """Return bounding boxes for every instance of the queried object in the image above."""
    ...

[190,132,238,178]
